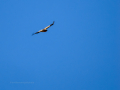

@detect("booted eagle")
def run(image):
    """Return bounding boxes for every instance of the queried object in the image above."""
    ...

[32,21,54,35]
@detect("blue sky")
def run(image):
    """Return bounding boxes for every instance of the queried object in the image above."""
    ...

[0,0,119,90]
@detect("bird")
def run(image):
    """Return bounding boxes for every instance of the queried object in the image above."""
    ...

[32,21,54,35]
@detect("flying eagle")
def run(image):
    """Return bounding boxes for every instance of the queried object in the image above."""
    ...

[32,21,54,35]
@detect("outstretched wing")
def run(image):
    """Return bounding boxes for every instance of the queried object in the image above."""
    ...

[32,31,40,36]
[44,21,54,30]
[32,21,55,36]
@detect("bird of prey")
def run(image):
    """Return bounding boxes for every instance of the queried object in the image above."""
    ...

[32,21,54,35]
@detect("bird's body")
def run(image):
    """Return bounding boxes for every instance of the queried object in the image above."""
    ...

[32,21,54,35]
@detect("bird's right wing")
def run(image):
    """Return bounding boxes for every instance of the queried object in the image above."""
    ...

[44,21,54,29]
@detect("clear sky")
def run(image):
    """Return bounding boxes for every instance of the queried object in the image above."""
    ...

[0,0,119,90]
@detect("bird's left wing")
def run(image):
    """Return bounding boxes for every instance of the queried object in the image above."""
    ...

[32,31,40,36]
[44,21,54,29]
